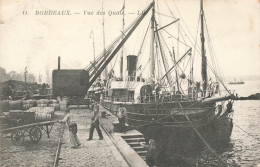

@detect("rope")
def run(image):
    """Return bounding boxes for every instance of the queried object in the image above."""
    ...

[161,29,190,48]
[204,14,225,83]
[141,59,150,74]
[160,0,231,95]
[136,21,151,70]
[163,0,197,49]
[110,53,120,74]
[154,11,173,19]
[159,31,184,77]
[233,122,260,141]
[85,7,151,71]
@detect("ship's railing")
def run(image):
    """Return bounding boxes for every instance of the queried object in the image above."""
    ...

[138,92,204,103]
[103,93,198,103]
[139,94,186,103]
[102,88,229,103]
[104,94,135,102]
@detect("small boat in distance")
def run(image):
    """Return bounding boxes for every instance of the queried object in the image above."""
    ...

[229,78,245,84]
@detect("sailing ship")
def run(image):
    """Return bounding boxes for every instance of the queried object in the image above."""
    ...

[228,78,245,84]
[86,0,235,163]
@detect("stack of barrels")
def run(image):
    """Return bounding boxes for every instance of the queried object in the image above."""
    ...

[36,99,60,110]
[28,107,55,122]
[0,99,61,124]
[33,99,60,122]
[5,100,36,126]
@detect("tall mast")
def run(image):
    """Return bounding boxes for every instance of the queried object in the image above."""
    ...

[150,0,155,82]
[90,31,97,77]
[102,2,107,80]
[200,0,207,95]
[120,0,125,78]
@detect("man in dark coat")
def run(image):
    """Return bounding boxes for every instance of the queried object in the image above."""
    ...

[87,102,103,140]
[117,104,126,133]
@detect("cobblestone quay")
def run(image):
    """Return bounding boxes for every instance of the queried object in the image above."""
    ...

[58,108,128,167]
[0,108,128,167]
[0,112,64,167]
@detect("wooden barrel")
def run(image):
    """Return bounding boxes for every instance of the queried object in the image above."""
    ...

[29,107,53,112]
[44,107,54,114]
[32,107,54,122]
[0,100,9,112]
[35,113,52,122]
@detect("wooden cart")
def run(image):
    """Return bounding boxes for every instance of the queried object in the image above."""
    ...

[0,120,57,145]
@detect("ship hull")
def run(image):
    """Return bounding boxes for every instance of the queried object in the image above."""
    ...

[100,99,233,159]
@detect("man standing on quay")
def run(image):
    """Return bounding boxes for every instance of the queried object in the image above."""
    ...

[118,104,126,133]
[87,102,103,140]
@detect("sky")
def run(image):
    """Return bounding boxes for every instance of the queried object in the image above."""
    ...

[0,0,259,83]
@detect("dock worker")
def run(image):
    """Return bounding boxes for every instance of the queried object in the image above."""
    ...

[87,102,103,140]
[59,108,81,149]
[117,104,126,133]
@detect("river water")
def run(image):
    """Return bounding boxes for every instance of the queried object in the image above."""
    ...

[199,80,260,167]
[222,80,260,166]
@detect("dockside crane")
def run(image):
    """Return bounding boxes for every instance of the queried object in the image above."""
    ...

[52,2,154,97]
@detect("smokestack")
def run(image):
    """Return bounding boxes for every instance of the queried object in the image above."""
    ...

[127,55,137,76]
[58,56,60,70]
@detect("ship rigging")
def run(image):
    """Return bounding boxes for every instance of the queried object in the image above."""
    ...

[82,0,235,165]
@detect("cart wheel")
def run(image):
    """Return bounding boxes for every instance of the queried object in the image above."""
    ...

[29,127,42,143]
[11,130,25,146]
